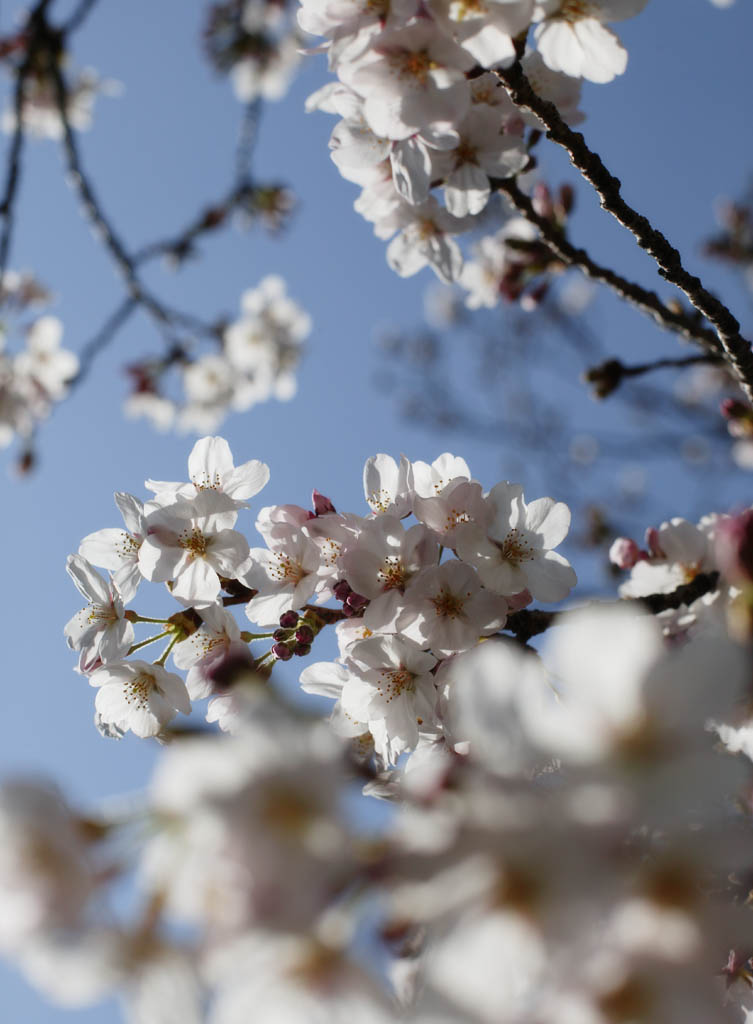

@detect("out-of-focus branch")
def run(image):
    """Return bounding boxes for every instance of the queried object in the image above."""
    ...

[235,97,261,186]
[584,353,723,399]
[494,176,722,356]
[48,52,220,349]
[62,0,100,35]
[68,295,137,387]
[504,571,721,644]
[495,62,753,402]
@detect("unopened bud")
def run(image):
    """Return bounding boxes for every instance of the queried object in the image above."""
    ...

[608,537,646,571]
[293,642,312,657]
[312,489,336,516]
[645,527,665,559]
[272,642,292,661]
[279,611,298,629]
[333,580,352,602]
[295,625,314,644]
[346,592,368,611]
[716,510,753,585]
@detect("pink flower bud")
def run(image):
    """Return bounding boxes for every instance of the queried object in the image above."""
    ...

[507,589,533,613]
[272,642,293,661]
[715,510,753,585]
[609,537,645,570]
[312,490,336,516]
[645,527,665,559]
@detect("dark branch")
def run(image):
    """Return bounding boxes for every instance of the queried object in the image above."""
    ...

[495,62,753,401]
[504,571,721,644]
[494,176,722,357]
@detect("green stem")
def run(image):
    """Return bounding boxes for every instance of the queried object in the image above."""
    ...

[127,631,170,656]
[240,631,274,642]
[155,633,180,667]
[130,613,170,625]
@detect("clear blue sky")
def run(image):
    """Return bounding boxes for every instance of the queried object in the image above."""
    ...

[1,0,751,1018]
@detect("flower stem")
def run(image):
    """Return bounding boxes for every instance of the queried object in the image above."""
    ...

[127,631,170,656]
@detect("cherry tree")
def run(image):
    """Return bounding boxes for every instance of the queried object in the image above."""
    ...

[2,0,753,1022]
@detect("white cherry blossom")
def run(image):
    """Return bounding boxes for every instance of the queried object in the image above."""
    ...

[89,659,191,739]
[138,492,251,606]
[533,0,650,84]
[78,492,153,604]
[146,435,269,513]
[456,481,576,601]
[398,559,508,655]
[64,555,134,672]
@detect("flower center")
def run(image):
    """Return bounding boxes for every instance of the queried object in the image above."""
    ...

[125,672,155,710]
[180,527,208,559]
[117,533,140,558]
[376,667,414,703]
[271,552,306,584]
[367,488,393,513]
[497,528,535,566]
[449,0,485,21]
[429,586,468,619]
[392,49,436,83]
[378,555,409,591]
[455,140,479,167]
[556,0,592,23]
[192,472,222,491]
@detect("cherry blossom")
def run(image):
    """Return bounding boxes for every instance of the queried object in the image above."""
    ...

[89,659,191,739]
[456,481,576,600]
[64,555,134,672]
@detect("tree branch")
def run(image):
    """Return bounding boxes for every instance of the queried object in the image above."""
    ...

[504,571,721,644]
[496,62,753,401]
[494,176,722,356]
[61,0,100,35]
[584,353,722,399]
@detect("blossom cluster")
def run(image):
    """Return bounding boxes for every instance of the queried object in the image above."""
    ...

[0,291,78,456]
[301,0,647,292]
[0,58,116,140]
[3,435,747,1021]
[64,436,577,751]
[205,0,304,104]
[124,275,311,434]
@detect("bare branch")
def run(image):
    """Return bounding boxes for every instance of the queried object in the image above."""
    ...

[495,62,753,401]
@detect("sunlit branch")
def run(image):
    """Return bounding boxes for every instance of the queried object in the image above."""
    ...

[494,176,722,357]
[495,61,753,402]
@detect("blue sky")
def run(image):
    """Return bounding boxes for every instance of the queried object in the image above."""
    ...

[1,0,752,1018]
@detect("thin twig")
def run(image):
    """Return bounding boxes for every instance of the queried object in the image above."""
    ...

[61,0,100,35]
[0,62,27,282]
[48,56,218,344]
[494,176,722,356]
[132,182,250,267]
[69,295,138,387]
[584,353,722,399]
[496,62,753,401]
[235,97,261,187]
